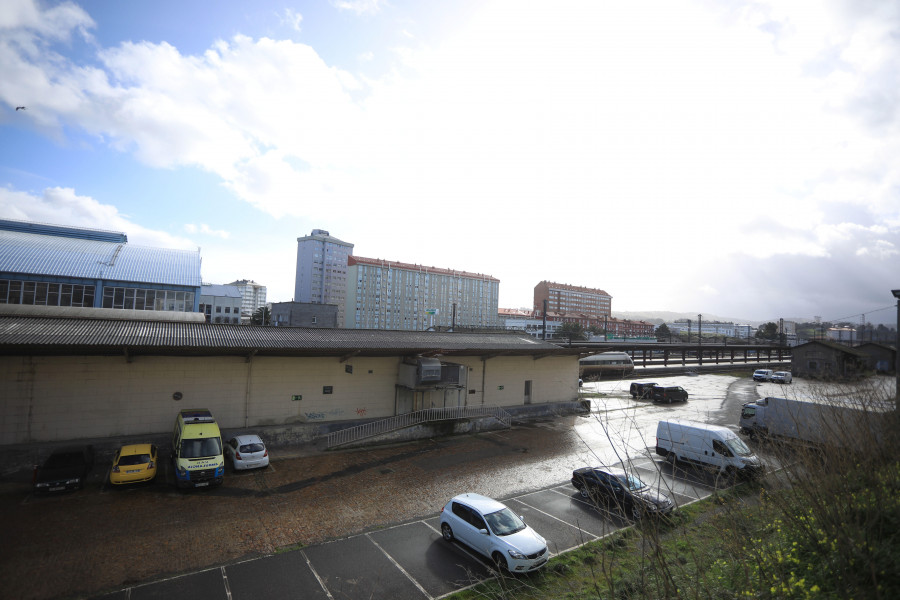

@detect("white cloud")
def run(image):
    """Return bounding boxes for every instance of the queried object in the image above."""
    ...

[280,8,303,33]
[1,0,898,318]
[329,0,385,16]
[184,223,230,239]
[0,186,197,250]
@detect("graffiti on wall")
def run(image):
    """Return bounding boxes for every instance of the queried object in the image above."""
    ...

[303,408,344,421]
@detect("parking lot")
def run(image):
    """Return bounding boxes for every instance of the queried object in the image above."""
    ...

[88,452,731,600]
[3,373,782,600]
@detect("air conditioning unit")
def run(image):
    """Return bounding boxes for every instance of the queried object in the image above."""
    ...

[398,358,443,388]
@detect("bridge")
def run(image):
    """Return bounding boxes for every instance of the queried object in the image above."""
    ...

[557,341,792,374]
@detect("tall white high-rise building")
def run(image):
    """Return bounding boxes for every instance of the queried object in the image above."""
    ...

[228,279,267,323]
[294,229,354,327]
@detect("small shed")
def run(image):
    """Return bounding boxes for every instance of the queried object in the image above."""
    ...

[855,342,897,374]
[791,341,868,379]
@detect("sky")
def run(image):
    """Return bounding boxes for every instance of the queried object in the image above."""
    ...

[1,0,898,326]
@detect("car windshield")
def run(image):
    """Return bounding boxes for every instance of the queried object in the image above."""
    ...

[615,474,647,491]
[118,454,151,466]
[240,443,265,453]
[726,437,753,457]
[484,507,526,536]
[180,437,222,458]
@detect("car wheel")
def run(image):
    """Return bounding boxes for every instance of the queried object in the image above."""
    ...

[631,506,642,521]
[492,552,508,572]
[579,486,590,499]
[441,523,454,542]
[666,452,676,464]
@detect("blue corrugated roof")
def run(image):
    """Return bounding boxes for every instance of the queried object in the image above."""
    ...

[0,231,201,287]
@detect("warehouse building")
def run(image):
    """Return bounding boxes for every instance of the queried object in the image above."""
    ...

[0,310,581,447]
[0,219,201,313]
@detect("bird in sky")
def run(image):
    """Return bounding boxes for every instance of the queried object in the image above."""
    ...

[15,106,26,111]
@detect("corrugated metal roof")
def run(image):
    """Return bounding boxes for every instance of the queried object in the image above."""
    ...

[0,219,127,243]
[0,231,201,287]
[0,315,577,358]
[200,284,242,298]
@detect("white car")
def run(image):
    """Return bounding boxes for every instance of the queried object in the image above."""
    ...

[771,371,793,384]
[439,493,549,573]
[752,369,774,382]
[224,434,269,470]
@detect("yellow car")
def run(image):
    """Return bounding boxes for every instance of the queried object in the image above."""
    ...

[110,444,158,485]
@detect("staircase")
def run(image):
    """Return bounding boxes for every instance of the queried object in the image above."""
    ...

[325,405,512,449]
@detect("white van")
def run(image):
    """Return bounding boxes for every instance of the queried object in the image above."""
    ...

[655,419,763,477]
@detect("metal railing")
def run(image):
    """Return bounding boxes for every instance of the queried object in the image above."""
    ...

[326,405,512,449]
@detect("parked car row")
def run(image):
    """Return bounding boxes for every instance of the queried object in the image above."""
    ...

[629,382,689,403]
[33,427,270,494]
[752,369,792,383]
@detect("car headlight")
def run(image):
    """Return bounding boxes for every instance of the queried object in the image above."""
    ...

[507,549,527,559]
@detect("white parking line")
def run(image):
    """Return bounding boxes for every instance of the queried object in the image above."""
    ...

[300,549,335,600]
[366,533,433,600]
[512,496,601,543]
[220,566,232,600]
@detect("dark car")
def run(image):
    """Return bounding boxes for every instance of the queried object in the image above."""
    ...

[572,466,675,520]
[629,382,657,399]
[33,446,94,493]
[651,385,688,403]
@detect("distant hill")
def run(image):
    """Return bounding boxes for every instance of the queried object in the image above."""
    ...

[612,310,769,328]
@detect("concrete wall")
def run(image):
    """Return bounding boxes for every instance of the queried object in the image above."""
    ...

[0,353,579,445]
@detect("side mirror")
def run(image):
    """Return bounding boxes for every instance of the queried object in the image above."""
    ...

[479,528,489,535]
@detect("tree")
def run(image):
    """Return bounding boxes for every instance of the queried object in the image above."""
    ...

[251,306,271,326]
[755,322,778,341]
[656,323,671,341]
[557,321,587,342]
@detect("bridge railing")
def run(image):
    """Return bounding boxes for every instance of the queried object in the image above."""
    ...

[326,405,511,449]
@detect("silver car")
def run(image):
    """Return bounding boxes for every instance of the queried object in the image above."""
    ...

[224,434,270,470]
[771,371,793,384]
[439,493,549,573]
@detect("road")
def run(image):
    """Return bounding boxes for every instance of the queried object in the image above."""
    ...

[2,373,776,600]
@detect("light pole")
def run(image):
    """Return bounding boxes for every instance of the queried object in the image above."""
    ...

[893,289,900,409]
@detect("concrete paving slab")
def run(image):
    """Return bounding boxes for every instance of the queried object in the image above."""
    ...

[226,552,330,600]
[129,568,226,600]
[303,534,428,600]
[504,496,596,557]
[369,520,491,598]
[516,488,618,540]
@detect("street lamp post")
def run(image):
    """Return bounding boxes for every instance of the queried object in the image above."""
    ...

[893,289,900,409]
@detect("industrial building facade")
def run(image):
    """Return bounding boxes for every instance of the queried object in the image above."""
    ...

[0,219,201,312]
[346,256,501,331]
[0,313,579,445]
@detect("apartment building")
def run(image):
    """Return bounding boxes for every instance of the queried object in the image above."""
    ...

[533,281,611,319]
[294,229,354,327]
[228,279,267,323]
[346,256,500,331]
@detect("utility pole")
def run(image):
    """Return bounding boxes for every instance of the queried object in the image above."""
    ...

[892,290,900,409]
